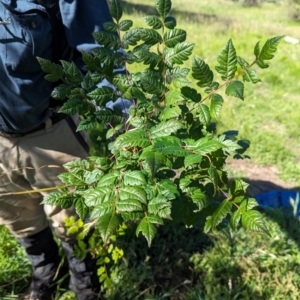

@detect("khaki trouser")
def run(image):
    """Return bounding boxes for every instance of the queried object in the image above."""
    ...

[0,115,89,242]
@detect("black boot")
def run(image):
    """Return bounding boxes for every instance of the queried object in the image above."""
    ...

[18,227,64,300]
[61,241,100,300]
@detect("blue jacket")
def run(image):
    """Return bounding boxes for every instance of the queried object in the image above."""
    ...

[0,0,114,133]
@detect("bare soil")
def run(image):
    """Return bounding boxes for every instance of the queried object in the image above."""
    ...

[227,159,300,197]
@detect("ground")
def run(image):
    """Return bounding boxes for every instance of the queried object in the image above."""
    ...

[227,159,300,197]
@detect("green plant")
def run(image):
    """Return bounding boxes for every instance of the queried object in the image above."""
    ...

[37,0,282,284]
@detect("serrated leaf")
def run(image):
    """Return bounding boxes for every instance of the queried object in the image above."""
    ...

[88,86,117,105]
[103,21,118,32]
[84,187,114,207]
[241,210,270,235]
[119,186,147,204]
[184,154,202,167]
[215,39,237,81]
[51,84,71,100]
[155,0,172,18]
[164,29,186,48]
[164,15,176,29]
[123,170,147,186]
[37,57,64,82]
[191,138,223,155]
[108,0,123,21]
[181,86,201,103]
[122,29,141,47]
[258,36,283,61]
[140,147,168,175]
[150,119,182,138]
[190,189,209,211]
[196,104,211,126]
[210,94,224,119]
[148,215,164,224]
[140,28,163,45]
[136,216,157,247]
[98,172,119,187]
[97,213,122,242]
[116,199,143,212]
[93,31,120,50]
[192,57,214,88]
[144,15,163,29]
[165,42,194,66]
[210,199,232,228]
[42,192,74,209]
[230,209,242,230]
[237,56,261,84]
[225,80,244,100]
[90,201,115,219]
[254,41,260,58]
[114,129,151,149]
[119,19,133,31]
[165,90,185,105]
[75,198,89,220]
[153,136,188,157]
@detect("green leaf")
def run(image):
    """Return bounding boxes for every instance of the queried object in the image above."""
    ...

[210,94,224,120]
[97,213,122,242]
[77,118,98,131]
[190,189,209,211]
[42,192,74,209]
[211,199,232,229]
[93,31,120,50]
[114,129,151,149]
[108,0,123,22]
[84,187,114,207]
[140,147,168,175]
[37,57,64,82]
[164,16,176,29]
[192,57,214,88]
[119,19,133,31]
[165,90,185,105]
[184,154,202,167]
[153,136,188,157]
[241,210,270,235]
[90,201,115,219]
[237,57,261,84]
[164,29,186,48]
[123,171,147,186]
[181,86,201,103]
[225,80,244,100]
[51,84,71,100]
[254,41,260,58]
[258,36,284,62]
[119,186,147,204]
[155,0,172,19]
[88,86,117,105]
[122,29,141,48]
[136,216,157,247]
[196,104,211,126]
[103,21,118,32]
[144,15,163,29]
[75,198,89,220]
[148,215,164,225]
[116,199,143,212]
[165,42,194,66]
[190,137,223,155]
[215,39,237,81]
[98,172,119,187]
[150,119,182,138]
[140,28,163,45]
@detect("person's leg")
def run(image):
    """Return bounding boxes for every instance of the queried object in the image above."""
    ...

[0,136,62,300]
[21,115,100,299]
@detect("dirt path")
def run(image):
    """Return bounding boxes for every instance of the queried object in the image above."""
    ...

[227,159,300,197]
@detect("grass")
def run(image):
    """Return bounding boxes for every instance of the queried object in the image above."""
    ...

[1,0,300,299]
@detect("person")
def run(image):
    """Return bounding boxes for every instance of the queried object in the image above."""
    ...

[0,0,125,299]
